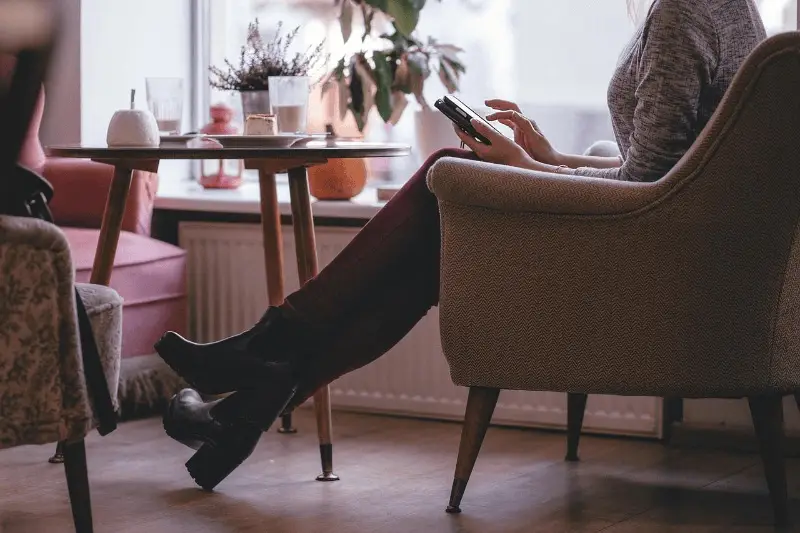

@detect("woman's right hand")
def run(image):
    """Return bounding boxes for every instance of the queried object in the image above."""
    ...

[485,99,562,166]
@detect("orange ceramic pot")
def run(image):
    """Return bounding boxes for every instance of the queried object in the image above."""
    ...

[308,158,368,200]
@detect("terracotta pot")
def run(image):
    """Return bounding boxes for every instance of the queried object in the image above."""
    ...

[308,157,368,200]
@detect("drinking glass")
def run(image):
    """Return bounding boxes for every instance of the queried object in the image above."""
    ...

[268,76,310,134]
[146,77,184,134]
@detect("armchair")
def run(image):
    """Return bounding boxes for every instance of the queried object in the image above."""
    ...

[0,214,122,532]
[429,32,800,526]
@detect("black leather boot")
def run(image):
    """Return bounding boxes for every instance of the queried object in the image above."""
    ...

[155,307,305,395]
[163,389,228,451]
[163,383,297,491]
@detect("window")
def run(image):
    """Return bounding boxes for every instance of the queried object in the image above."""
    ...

[202,0,798,180]
[761,0,797,34]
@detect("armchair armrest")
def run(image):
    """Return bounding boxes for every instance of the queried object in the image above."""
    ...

[43,158,159,235]
[429,156,787,398]
[426,157,667,216]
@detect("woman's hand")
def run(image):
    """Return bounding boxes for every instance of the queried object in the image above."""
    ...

[485,99,561,166]
[453,120,536,169]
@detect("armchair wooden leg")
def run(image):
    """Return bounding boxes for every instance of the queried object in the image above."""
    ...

[447,387,500,514]
[565,393,588,462]
[748,395,789,527]
[63,439,94,533]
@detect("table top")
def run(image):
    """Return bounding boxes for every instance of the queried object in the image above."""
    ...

[46,140,411,160]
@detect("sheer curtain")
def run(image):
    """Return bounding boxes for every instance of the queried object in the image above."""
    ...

[208,0,797,180]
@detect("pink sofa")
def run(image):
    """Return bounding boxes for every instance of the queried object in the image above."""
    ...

[17,81,188,358]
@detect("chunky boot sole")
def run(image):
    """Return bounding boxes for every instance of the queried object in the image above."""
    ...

[155,332,292,396]
[183,383,298,491]
[185,423,262,491]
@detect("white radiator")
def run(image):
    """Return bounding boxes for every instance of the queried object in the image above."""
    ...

[179,221,662,438]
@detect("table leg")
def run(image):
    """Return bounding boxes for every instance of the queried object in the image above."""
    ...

[256,170,296,435]
[89,167,134,285]
[50,166,134,464]
[287,167,338,482]
[279,412,296,434]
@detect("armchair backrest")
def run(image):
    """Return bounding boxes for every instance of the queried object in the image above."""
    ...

[662,31,800,192]
[653,32,800,377]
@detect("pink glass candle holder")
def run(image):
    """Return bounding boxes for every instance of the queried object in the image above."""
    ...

[199,103,244,189]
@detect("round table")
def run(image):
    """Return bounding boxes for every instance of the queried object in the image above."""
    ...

[47,141,411,481]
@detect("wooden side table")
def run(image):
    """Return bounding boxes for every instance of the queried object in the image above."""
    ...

[46,142,411,480]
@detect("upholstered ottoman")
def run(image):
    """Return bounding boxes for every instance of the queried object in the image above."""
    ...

[65,228,187,358]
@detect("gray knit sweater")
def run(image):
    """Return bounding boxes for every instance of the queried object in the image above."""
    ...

[573,0,766,182]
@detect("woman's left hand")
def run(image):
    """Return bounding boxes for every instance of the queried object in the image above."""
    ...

[454,119,535,169]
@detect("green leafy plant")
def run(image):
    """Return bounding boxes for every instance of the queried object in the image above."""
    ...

[210,20,327,92]
[322,0,465,131]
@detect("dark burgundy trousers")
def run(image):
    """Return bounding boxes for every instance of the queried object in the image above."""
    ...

[282,148,474,407]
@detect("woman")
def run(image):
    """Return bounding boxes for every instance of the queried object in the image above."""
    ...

[157,0,767,490]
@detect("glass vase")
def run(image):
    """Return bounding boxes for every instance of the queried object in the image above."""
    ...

[240,90,271,119]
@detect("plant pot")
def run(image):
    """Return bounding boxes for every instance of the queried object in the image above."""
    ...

[240,90,270,118]
[308,158,368,200]
[414,108,460,161]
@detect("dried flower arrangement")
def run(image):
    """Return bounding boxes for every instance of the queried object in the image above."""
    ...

[209,20,327,92]
[321,0,466,131]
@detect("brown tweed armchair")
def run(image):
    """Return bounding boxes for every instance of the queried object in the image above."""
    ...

[427,32,800,526]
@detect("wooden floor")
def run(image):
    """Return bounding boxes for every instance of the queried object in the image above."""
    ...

[1,410,800,533]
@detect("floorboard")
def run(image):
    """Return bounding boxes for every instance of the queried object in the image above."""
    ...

[0,410,798,532]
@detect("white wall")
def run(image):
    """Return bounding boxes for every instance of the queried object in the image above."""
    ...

[79,0,193,146]
[41,1,193,150]
[39,1,194,178]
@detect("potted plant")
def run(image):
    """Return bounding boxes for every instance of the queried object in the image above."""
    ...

[210,20,327,119]
[322,0,466,134]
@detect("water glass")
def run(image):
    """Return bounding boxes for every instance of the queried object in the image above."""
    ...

[146,77,184,134]
[268,76,310,134]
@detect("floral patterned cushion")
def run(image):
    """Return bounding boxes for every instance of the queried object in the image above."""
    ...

[0,215,121,449]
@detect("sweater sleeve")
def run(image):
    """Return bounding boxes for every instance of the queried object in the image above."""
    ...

[573,0,718,182]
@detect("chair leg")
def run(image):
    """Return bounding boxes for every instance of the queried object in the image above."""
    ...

[748,395,789,527]
[661,396,684,443]
[565,393,588,462]
[49,440,65,464]
[63,439,94,533]
[446,387,500,514]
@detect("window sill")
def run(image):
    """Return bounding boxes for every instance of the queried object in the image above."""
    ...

[155,177,387,220]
